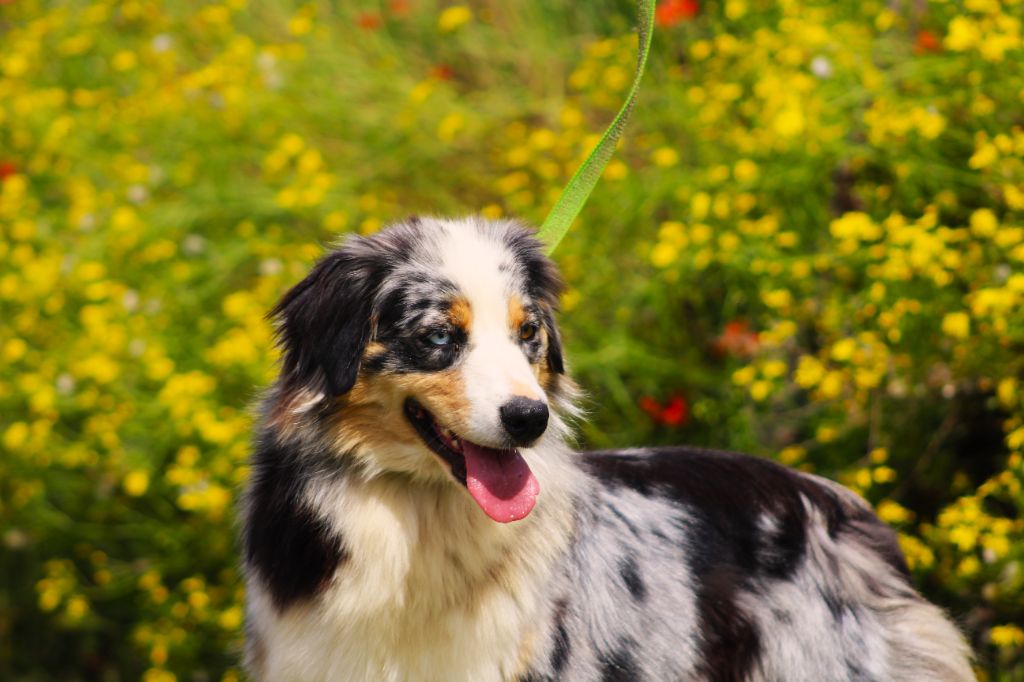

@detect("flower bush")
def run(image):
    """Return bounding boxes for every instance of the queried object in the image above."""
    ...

[1,0,1021,679]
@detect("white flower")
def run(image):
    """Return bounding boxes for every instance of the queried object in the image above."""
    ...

[151,34,173,53]
[811,56,832,78]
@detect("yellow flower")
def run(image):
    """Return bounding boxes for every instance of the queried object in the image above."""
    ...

[3,337,27,362]
[997,378,1017,408]
[969,142,998,169]
[969,208,998,237]
[830,338,856,362]
[794,356,825,389]
[278,133,305,156]
[3,422,30,450]
[762,289,792,309]
[112,51,138,72]
[733,159,758,182]
[818,371,844,399]
[877,499,911,524]
[288,15,313,36]
[956,555,981,577]
[945,17,981,51]
[602,65,629,91]
[437,112,464,141]
[991,625,1024,648]
[872,466,897,484]
[651,147,679,167]
[898,533,935,570]
[725,0,747,19]
[65,595,90,621]
[773,105,805,138]
[690,41,712,60]
[438,6,472,32]
[779,446,805,465]
[948,525,977,552]
[817,425,839,443]
[124,470,150,497]
[142,668,177,682]
[761,360,787,379]
[650,242,678,268]
[603,160,628,180]
[219,605,243,630]
[732,365,756,386]
[941,312,970,340]
[749,380,771,402]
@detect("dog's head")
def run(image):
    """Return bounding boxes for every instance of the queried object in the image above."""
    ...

[268,217,574,522]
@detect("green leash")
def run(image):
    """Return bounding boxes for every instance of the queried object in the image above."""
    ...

[537,0,656,255]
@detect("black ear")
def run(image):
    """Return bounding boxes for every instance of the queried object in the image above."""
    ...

[271,245,381,397]
[540,305,565,375]
[500,222,568,375]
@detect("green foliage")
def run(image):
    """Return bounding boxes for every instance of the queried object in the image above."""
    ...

[1,0,1022,679]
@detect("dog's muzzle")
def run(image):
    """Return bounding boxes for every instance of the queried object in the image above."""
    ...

[500,397,549,445]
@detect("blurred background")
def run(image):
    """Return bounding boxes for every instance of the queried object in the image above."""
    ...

[1,0,1023,679]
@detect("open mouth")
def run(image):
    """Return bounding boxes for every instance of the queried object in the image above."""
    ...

[403,398,539,523]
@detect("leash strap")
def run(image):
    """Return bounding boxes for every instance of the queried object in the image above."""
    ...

[537,0,656,254]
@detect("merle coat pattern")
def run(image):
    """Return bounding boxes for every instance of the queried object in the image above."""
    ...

[241,217,974,682]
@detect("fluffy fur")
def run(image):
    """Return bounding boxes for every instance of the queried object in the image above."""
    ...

[241,216,975,681]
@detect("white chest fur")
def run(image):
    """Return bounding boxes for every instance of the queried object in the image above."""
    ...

[248,454,580,682]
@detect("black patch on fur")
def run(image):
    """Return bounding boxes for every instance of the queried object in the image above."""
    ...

[584,448,856,578]
[599,644,641,682]
[619,556,647,602]
[515,599,571,682]
[692,565,762,682]
[550,599,572,674]
[243,436,346,611]
[582,447,879,682]
[820,587,849,622]
[271,230,416,396]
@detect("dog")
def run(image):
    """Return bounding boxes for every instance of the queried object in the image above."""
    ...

[241,216,974,681]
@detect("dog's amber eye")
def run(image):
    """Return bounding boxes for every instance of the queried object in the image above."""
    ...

[519,322,538,341]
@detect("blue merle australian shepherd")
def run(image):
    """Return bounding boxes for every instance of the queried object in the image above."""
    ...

[241,217,974,681]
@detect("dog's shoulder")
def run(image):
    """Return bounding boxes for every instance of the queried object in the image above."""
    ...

[578,446,908,579]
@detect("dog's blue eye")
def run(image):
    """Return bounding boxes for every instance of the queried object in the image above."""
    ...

[426,330,452,346]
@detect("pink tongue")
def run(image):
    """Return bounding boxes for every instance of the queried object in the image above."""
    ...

[462,442,539,523]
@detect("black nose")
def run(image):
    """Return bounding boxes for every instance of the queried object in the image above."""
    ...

[499,397,549,445]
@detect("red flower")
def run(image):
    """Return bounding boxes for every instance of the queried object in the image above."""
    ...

[640,395,690,427]
[712,320,760,358]
[357,12,382,31]
[914,29,941,54]
[0,161,16,181]
[388,0,411,16]
[430,64,454,81]
[656,0,698,27]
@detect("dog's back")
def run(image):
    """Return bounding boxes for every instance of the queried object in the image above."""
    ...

[513,447,974,681]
